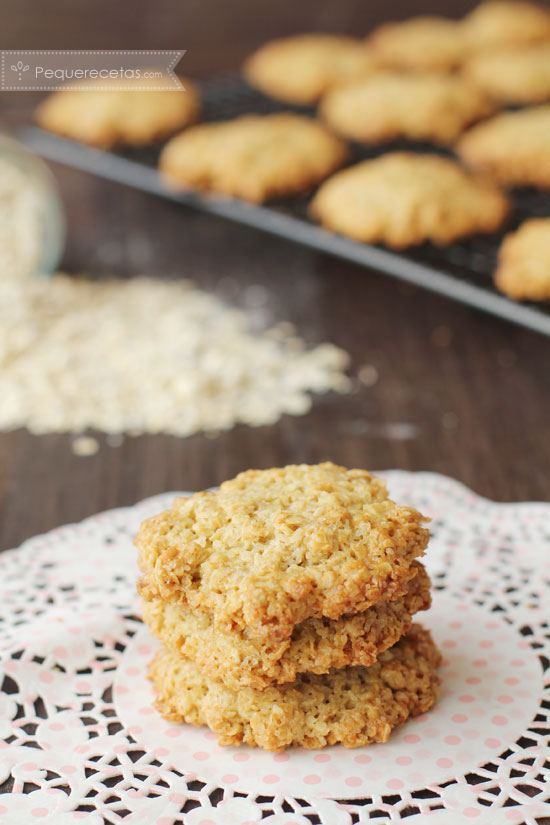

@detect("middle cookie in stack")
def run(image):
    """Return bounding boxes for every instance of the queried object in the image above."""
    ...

[137,462,440,751]
[140,560,431,691]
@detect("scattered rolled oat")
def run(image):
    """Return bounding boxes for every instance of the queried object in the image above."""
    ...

[0,274,351,438]
[71,435,100,456]
[358,364,379,387]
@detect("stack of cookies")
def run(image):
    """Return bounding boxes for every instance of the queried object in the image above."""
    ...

[136,463,441,751]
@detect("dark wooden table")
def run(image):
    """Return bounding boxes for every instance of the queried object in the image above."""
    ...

[1,0,549,553]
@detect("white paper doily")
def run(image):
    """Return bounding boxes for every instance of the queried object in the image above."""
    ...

[1,472,549,825]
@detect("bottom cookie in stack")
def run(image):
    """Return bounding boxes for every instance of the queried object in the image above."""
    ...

[148,624,441,752]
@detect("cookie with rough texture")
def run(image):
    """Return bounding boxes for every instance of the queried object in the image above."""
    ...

[310,152,509,248]
[367,16,466,72]
[136,463,429,642]
[320,72,495,145]
[243,34,379,104]
[463,1,550,50]
[140,562,431,690]
[35,74,200,149]
[159,114,347,203]
[457,105,550,188]
[494,218,550,300]
[149,624,441,751]
[463,44,550,104]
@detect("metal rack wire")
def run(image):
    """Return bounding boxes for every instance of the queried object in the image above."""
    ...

[21,73,550,337]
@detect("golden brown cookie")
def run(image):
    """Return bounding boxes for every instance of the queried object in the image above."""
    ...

[140,562,431,691]
[457,105,550,188]
[463,1,550,50]
[136,463,429,643]
[35,74,200,149]
[310,152,510,247]
[243,34,379,104]
[463,43,550,104]
[494,218,550,300]
[158,114,347,203]
[367,16,466,72]
[149,624,441,751]
[320,71,495,145]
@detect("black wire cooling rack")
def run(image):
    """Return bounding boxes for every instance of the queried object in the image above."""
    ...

[21,73,550,337]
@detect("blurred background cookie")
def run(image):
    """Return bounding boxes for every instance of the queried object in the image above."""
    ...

[159,113,348,203]
[462,43,550,104]
[457,105,550,188]
[35,74,200,149]
[462,0,550,50]
[495,218,550,300]
[243,34,378,104]
[310,152,510,247]
[319,71,495,145]
[367,16,466,72]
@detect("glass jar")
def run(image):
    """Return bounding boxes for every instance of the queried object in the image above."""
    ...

[0,133,65,279]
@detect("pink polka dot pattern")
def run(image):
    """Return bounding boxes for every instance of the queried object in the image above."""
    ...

[115,598,542,801]
[354,753,372,763]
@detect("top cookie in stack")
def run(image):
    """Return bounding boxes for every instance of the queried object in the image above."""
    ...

[137,462,429,643]
[137,463,440,750]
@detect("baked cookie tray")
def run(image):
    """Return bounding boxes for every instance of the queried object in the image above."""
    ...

[20,73,550,337]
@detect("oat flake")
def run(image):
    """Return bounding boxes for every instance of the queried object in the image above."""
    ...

[71,435,100,456]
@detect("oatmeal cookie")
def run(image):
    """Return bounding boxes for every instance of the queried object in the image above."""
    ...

[367,16,466,72]
[140,562,431,691]
[463,43,550,104]
[148,624,441,751]
[494,218,550,300]
[310,152,510,247]
[35,74,200,149]
[243,34,378,104]
[320,71,495,145]
[136,463,429,642]
[463,1,550,50]
[159,114,347,203]
[457,105,550,188]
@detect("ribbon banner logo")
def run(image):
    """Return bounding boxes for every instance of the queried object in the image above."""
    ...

[1,50,186,91]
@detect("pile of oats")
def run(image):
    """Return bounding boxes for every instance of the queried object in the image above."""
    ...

[0,274,350,439]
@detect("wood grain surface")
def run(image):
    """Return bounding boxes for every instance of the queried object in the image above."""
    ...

[1,0,549,554]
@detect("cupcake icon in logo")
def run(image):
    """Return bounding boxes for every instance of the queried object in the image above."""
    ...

[11,60,29,81]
